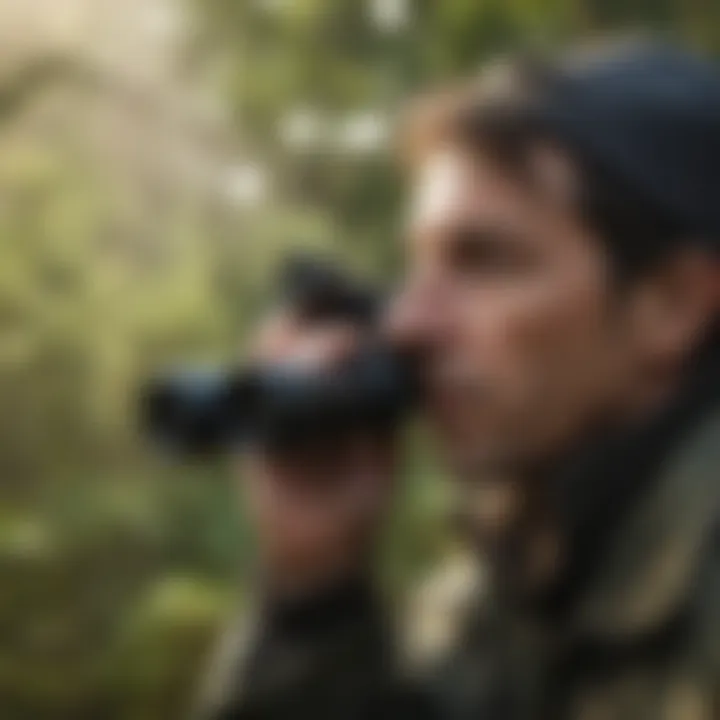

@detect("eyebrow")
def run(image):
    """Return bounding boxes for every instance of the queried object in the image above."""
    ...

[406,205,534,248]
[447,223,526,246]
[430,219,534,260]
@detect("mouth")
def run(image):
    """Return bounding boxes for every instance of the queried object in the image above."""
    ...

[425,381,485,433]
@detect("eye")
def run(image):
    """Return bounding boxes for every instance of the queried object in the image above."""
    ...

[447,227,529,275]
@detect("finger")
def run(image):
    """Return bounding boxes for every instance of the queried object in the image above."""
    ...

[285,326,359,367]
[253,317,360,367]
[245,434,397,529]
[251,310,299,361]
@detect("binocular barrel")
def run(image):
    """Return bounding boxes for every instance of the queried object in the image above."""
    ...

[141,257,417,456]
[142,345,417,455]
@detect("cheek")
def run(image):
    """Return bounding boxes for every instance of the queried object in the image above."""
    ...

[452,266,609,392]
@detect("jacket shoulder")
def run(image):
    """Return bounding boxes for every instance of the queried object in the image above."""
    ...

[400,551,487,671]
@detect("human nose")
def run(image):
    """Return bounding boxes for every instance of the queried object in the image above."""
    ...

[383,275,447,352]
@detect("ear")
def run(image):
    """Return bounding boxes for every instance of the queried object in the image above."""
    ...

[628,250,718,370]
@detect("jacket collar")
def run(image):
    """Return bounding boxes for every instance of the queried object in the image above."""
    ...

[571,405,720,640]
[549,341,720,642]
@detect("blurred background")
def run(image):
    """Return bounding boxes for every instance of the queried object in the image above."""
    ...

[0,1,717,717]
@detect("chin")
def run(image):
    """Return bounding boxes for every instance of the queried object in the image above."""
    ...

[445,442,514,483]
[445,447,499,483]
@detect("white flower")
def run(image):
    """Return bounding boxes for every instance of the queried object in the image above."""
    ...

[336,111,389,153]
[278,107,326,151]
[368,0,409,33]
[220,162,269,207]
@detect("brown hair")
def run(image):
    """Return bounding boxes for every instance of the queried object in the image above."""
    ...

[399,58,551,174]
[399,54,686,280]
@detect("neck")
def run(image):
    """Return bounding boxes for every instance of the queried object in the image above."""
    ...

[480,336,720,611]
[535,336,720,617]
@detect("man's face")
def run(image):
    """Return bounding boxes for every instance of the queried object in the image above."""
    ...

[389,145,634,479]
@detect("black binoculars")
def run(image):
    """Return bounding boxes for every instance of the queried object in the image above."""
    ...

[142,257,418,455]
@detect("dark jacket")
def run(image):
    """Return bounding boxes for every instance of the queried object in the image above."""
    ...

[195,350,720,720]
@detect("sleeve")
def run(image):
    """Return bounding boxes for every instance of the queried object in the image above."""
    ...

[191,579,433,720]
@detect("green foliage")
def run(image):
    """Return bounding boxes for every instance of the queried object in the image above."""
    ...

[1,1,718,717]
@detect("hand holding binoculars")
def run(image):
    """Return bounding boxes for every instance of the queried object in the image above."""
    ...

[142,256,419,456]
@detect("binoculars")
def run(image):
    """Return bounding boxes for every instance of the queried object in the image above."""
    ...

[142,257,418,455]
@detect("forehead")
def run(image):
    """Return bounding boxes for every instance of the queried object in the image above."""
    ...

[407,144,580,235]
[408,147,485,232]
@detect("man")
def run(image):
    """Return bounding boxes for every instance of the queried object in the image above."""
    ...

[197,41,720,719]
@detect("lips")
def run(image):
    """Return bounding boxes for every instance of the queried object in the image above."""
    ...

[426,385,474,430]
[424,370,496,435]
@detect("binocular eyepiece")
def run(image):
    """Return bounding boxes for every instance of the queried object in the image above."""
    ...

[141,257,418,456]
